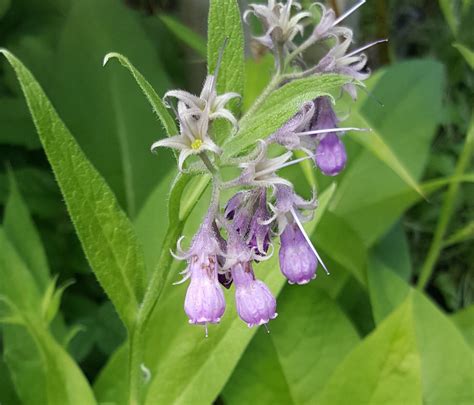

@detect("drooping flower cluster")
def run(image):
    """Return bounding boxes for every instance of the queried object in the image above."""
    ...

[151,0,383,333]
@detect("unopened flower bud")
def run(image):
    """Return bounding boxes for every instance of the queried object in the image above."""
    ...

[279,222,317,284]
[232,261,277,327]
[315,133,347,176]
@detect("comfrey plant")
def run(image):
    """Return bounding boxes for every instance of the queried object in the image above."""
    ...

[151,0,384,334]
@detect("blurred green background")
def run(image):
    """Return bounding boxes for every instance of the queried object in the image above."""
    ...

[0,0,473,404]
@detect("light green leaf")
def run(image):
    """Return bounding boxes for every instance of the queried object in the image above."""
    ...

[222,285,360,404]
[103,52,178,136]
[413,292,474,404]
[0,229,41,314]
[41,277,74,325]
[454,42,474,68]
[368,267,474,404]
[222,74,350,159]
[242,55,273,112]
[49,0,174,216]
[317,295,423,405]
[159,14,207,57]
[208,0,245,103]
[0,230,96,405]
[4,171,50,292]
[1,49,146,330]
[451,305,474,349]
[315,210,368,284]
[439,0,459,34]
[351,113,426,199]
[331,60,445,246]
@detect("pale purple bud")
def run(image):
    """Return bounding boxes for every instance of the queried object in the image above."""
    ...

[178,223,226,325]
[247,189,271,254]
[315,133,347,176]
[225,191,253,236]
[232,261,277,327]
[279,222,317,285]
[309,96,339,133]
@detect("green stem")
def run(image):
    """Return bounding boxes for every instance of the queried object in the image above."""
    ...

[242,74,282,120]
[127,173,191,404]
[417,114,474,289]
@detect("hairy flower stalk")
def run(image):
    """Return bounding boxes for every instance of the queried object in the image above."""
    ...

[149,0,381,332]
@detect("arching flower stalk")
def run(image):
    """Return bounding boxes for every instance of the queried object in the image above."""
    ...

[149,0,384,333]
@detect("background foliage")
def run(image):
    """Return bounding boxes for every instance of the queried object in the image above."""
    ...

[0,0,473,404]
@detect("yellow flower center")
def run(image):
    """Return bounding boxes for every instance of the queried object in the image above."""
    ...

[191,139,203,150]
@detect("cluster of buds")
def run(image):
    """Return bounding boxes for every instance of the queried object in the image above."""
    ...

[152,0,383,333]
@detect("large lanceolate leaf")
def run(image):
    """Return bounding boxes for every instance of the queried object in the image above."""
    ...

[317,295,423,405]
[95,185,337,404]
[452,305,474,349]
[4,173,50,292]
[0,49,145,330]
[47,0,173,217]
[330,60,444,246]
[368,266,474,404]
[208,0,244,104]
[0,230,96,405]
[222,285,360,404]
[222,74,350,158]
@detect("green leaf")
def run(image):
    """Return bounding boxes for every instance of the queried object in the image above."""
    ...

[368,267,474,404]
[439,0,459,34]
[208,0,245,104]
[0,49,146,330]
[242,55,273,112]
[103,52,178,137]
[41,277,74,325]
[331,60,445,246]
[412,292,474,404]
[315,211,368,284]
[351,114,426,199]
[451,305,474,349]
[159,14,207,57]
[46,0,174,217]
[222,286,360,404]
[3,321,97,405]
[317,295,423,405]
[0,230,96,405]
[222,74,350,159]
[4,171,50,292]
[453,42,474,68]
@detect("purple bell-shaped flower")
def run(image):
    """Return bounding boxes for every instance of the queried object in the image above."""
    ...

[232,261,277,327]
[315,133,347,176]
[174,222,226,326]
[279,222,318,285]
